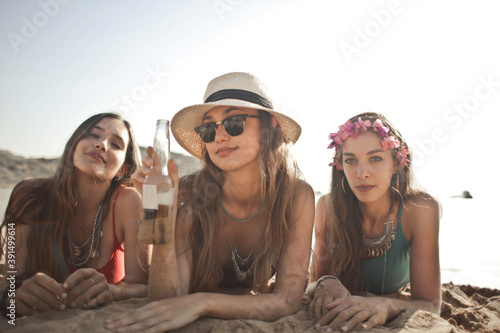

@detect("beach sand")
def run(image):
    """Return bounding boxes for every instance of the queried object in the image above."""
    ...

[1,283,499,332]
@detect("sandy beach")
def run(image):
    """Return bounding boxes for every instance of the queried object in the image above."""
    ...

[2,151,500,332]
[1,283,499,332]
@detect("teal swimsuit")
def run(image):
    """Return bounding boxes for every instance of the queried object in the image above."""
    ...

[361,201,410,294]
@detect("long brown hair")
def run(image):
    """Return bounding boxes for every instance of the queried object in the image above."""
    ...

[181,110,301,293]
[0,113,141,282]
[321,112,422,292]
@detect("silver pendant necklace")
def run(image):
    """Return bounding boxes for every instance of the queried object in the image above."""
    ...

[362,205,396,257]
[226,224,254,282]
[67,202,105,267]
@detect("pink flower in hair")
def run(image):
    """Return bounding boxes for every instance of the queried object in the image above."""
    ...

[381,136,400,150]
[372,119,383,129]
[372,119,390,138]
[355,118,371,132]
[327,117,409,169]
[329,156,343,171]
[398,146,410,167]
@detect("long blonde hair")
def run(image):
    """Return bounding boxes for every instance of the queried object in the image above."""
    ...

[322,112,423,292]
[180,110,301,293]
[0,113,141,282]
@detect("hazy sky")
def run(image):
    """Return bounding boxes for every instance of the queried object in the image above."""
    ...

[1,0,499,196]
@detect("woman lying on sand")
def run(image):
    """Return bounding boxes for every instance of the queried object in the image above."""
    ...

[307,112,441,332]
[105,72,315,332]
[0,113,148,318]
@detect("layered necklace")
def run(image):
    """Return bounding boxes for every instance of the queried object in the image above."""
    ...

[67,202,105,267]
[362,203,397,295]
[221,197,265,281]
[226,227,255,282]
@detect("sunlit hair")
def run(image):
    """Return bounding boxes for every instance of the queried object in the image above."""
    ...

[179,110,302,293]
[316,112,424,292]
[0,113,141,281]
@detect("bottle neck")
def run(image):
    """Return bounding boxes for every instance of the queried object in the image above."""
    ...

[153,120,170,176]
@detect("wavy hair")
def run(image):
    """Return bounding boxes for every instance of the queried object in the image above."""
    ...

[180,110,301,294]
[0,113,141,282]
[322,112,423,292]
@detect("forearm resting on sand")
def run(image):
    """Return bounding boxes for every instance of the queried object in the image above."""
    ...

[201,290,303,322]
[110,282,148,301]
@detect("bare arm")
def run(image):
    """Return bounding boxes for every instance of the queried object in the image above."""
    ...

[105,181,316,332]
[316,196,441,332]
[406,195,441,310]
[307,194,351,321]
[132,149,191,300]
[109,187,149,301]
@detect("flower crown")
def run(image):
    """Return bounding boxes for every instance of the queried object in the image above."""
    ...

[328,117,410,171]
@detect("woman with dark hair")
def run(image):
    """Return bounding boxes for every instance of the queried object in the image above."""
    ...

[0,113,148,318]
[105,72,315,332]
[307,112,441,332]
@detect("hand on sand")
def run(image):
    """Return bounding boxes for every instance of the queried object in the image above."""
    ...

[105,293,203,332]
[14,272,67,316]
[309,278,350,322]
[131,146,179,194]
[314,295,392,332]
[63,268,112,309]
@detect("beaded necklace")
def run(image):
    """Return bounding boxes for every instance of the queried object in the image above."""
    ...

[220,200,264,223]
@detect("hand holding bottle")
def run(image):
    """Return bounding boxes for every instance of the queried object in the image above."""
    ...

[136,120,179,245]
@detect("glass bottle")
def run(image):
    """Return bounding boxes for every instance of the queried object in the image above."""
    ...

[139,119,175,245]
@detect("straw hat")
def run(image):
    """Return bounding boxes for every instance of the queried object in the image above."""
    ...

[171,72,302,159]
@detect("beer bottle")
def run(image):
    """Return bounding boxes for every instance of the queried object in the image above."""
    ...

[139,119,175,245]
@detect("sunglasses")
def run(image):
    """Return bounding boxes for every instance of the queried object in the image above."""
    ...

[194,114,261,143]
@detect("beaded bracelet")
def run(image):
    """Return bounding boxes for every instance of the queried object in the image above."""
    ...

[315,275,341,292]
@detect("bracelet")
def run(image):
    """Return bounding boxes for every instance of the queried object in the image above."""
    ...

[0,280,23,319]
[315,275,341,292]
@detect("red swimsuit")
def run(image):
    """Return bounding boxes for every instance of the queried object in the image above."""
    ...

[96,187,125,284]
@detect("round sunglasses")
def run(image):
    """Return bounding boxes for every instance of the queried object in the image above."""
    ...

[194,114,261,143]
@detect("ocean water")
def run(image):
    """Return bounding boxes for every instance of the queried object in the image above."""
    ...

[0,186,498,289]
[438,194,500,289]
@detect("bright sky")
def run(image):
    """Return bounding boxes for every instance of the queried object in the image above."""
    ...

[1,0,499,198]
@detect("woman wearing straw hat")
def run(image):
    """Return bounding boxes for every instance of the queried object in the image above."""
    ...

[106,72,315,331]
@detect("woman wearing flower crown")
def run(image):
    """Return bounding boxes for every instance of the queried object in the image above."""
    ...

[105,72,315,331]
[0,113,148,318]
[306,112,441,332]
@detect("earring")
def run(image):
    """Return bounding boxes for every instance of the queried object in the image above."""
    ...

[342,176,347,195]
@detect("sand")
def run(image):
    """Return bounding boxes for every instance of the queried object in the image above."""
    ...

[1,283,499,332]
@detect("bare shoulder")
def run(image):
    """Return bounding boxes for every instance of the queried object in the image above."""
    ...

[114,186,142,216]
[404,192,441,217]
[317,193,331,208]
[403,192,440,236]
[293,179,314,202]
